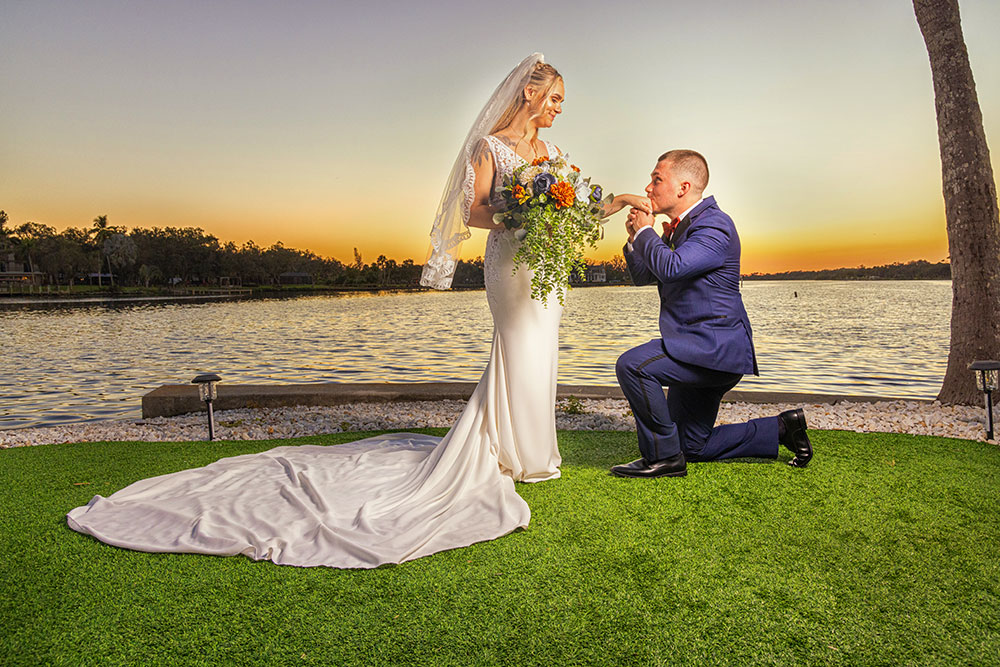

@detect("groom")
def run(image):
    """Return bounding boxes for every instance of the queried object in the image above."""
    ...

[613,149,813,478]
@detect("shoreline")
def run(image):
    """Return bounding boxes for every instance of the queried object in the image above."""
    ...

[0,283,597,305]
[140,382,915,420]
[0,278,953,306]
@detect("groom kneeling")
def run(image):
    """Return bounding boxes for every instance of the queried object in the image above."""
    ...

[613,150,813,478]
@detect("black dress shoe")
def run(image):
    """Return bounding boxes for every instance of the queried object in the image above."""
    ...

[610,452,687,478]
[778,408,813,468]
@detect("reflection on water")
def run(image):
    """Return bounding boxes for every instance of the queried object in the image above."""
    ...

[1,281,951,429]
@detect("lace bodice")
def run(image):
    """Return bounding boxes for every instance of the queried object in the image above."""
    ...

[483,135,558,203]
[482,136,560,300]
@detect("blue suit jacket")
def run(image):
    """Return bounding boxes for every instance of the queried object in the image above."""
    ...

[623,196,759,376]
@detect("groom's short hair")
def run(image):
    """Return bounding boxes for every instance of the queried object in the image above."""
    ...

[658,150,709,193]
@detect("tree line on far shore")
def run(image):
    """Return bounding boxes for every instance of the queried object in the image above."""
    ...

[0,211,633,289]
[743,259,951,281]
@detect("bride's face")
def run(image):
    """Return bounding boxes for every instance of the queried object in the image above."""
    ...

[530,79,564,129]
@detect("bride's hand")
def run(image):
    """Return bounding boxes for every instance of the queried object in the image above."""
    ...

[602,194,652,218]
[616,194,652,214]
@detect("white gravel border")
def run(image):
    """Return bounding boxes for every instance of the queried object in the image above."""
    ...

[2,398,997,448]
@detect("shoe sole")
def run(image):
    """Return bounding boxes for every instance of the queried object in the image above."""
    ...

[610,469,687,478]
[787,455,812,468]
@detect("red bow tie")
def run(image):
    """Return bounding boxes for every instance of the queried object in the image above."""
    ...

[663,217,682,236]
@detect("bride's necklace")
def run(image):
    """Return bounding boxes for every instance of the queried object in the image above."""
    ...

[527,140,542,160]
[518,138,544,163]
[498,132,542,162]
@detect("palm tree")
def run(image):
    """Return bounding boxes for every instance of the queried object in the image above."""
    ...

[90,214,123,287]
[913,0,1000,405]
[0,210,9,247]
[104,233,137,284]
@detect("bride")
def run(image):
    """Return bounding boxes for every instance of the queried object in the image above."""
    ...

[421,54,569,483]
[67,53,642,569]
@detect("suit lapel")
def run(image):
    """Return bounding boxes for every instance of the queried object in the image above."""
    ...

[670,196,717,247]
[670,216,693,245]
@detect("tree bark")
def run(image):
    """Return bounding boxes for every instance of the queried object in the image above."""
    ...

[914,0,1000,405]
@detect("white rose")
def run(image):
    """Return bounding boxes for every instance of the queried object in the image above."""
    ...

[518,167,542,186]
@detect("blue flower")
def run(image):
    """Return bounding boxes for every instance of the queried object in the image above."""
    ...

[590,185,603,202]
[533,172,556,195]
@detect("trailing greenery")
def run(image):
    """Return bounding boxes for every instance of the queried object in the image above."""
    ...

[2,429,998,665]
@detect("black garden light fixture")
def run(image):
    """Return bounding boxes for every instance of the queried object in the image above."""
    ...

[968,360,999,441]
[192,373,222,441]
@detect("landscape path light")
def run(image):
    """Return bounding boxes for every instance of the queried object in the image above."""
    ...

[968,360,999,441]
[192,373,222,441]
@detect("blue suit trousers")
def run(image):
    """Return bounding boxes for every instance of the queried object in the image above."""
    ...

[616,339,779,463]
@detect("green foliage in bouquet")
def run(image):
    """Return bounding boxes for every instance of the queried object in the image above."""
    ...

[493,154,611,305]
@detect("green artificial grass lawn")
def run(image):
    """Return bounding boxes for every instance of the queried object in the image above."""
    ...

[1,429,998,666]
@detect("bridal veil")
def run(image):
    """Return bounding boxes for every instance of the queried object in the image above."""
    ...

[419,52,544,290]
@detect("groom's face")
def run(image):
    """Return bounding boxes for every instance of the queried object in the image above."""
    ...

[646,161,678,215]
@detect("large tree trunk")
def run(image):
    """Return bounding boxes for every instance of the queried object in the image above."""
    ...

[914,0,1000,405]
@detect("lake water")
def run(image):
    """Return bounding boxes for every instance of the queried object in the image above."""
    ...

[0,281,952,429]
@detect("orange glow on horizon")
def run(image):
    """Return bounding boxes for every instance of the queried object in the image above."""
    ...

[15,201,949,275]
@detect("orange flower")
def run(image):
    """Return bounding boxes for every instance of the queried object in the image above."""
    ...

[571,164,581,172]
[549,181,576,209]
[531,156,547,166]
[513,184,530,204]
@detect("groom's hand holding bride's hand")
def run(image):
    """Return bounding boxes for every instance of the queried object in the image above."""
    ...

[625,210,638,243]
[607,194,651,243]
[625,207,655,243]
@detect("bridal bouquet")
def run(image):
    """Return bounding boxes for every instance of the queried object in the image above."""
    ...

[493,154,611,305]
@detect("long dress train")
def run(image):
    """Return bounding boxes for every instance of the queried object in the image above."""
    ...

[66,138,563,568]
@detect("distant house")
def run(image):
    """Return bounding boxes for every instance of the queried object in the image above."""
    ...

[0,252,45,285]
[585,264,607,283]
[279,271,312,285]
[84,272,115,285]
[571,264,607,285]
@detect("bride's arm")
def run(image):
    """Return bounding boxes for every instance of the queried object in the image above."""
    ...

[601,194,652,218]
[467,141,504,230]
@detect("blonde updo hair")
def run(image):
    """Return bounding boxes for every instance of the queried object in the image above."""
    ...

[489,62,562,136]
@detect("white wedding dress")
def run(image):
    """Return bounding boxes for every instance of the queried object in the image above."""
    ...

[67,137,563,569]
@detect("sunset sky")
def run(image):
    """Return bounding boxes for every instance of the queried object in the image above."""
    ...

[3,0,998,274]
